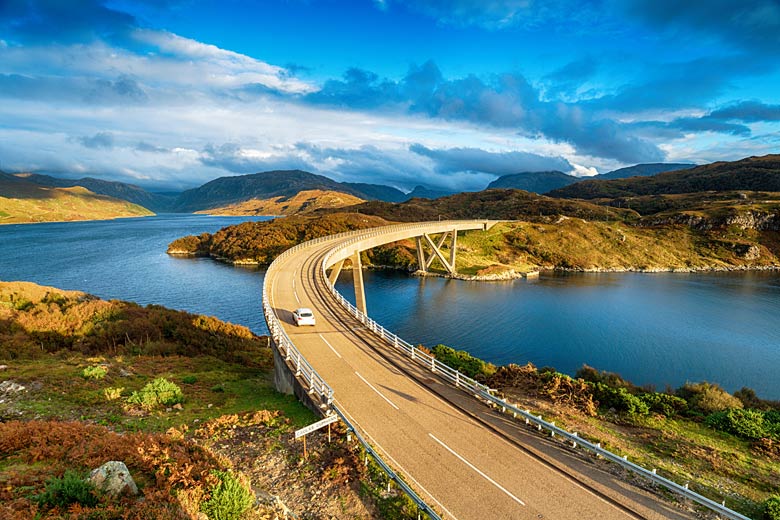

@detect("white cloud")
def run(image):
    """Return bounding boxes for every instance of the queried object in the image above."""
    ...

[570,162,599,176]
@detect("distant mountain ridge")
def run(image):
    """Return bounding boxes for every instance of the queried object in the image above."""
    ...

[488,170,577,193]
[548,155,780,199]
[15,173,177,212]
[593,163,695,181]
[0,171,153,224]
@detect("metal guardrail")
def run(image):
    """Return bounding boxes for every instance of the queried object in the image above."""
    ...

[261,230,442,519]
[318,222,752,520]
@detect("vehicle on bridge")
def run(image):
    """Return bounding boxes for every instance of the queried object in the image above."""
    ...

[292,307,316,326]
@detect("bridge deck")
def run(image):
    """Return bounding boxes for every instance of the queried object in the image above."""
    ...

[267,223,697,520]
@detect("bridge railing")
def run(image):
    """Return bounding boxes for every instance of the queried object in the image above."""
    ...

[319,223,752,520]
[262,233,442,520]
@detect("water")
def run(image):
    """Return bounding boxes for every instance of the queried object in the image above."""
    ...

[2,215,780,398]
[336,269,780,399]
[0,214,272,333]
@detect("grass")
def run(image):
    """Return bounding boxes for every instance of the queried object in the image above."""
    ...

[1,354,316,432]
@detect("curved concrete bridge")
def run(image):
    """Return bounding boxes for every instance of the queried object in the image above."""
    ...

[263,220,701,520]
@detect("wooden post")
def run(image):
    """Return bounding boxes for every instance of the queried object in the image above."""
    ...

[303,435,308,459]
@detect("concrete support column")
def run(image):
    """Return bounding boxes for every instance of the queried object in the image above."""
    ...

[422,233,455,274]
[415,236,426,272]
[328,259,344,285]
[352,250,367,314]
[426,232,450,270]
[450,229,457,269]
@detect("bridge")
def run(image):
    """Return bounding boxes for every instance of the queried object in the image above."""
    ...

[263,220,746,520]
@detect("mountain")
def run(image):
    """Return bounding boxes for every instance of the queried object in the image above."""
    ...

[196,189,365,216]
[594,163,696,181]
[487,171,577,194]
[341,182,408,202]
[548,155,780,200]
[15,173,177,212]
[0,172,154,224]
[340,188,634,222]
[405,185,458,200]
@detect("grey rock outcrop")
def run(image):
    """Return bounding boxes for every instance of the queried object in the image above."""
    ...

[88,461,139,497]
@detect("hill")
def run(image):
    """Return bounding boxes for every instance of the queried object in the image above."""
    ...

[594,163,695,181]
[341,188,635,222]
[341,182,408,202]
[15,173,177,212]
[488,170,577,193]
[196,189,365,216]
[171,169,393,212]
[0,172,154,224]
[167,212,392,264]
[549,155,780,200]
[404,185,458,200]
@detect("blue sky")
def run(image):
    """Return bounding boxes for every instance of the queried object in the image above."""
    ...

[1,0,779,192]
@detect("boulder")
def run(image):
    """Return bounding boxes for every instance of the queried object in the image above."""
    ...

[88,461,139,497]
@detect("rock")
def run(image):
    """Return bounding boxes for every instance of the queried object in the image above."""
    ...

[173,403,183,410]
[0,381,26,395]
[0,365,8,371]
[88,461,139,497]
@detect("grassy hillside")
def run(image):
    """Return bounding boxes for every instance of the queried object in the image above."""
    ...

[0,174,153,224]
[15,173,177,212]
[168,212,392,264]
[549,154,780,200]
[344,188,635,222]
[196,189,364,216]
[0,281,398,519]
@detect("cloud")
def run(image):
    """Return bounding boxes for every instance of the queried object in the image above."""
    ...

[0,0,136,45]
[78,131,115,149]
[707,101,780,122]
[135,141,168,153]
[409,144,572,174]
[624,0,780,55]
[307,60,665,163]
[199,143,313,173]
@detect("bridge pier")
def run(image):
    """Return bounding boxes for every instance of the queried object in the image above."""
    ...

[328,258,344,284]
[352,250,367,314]
[415,230,459,275]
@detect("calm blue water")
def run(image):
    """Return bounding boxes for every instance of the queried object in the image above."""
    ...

[2,215,780,398]
[0,215,272,333]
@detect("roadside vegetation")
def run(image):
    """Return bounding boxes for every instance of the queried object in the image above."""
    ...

[426,343,780,518]
[0,281,400,519]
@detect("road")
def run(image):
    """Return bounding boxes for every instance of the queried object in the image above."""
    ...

[266,224,697,520]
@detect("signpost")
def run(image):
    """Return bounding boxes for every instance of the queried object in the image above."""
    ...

[294,414,339,458]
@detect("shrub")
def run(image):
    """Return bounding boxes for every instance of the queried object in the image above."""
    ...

[705,408,767,440]
[36,469,98,509]
[200,470,254,520]
[182,375,198,384]
[82,365,108,380]
[678,382,743,414]
[639,392,688,417]
[127,377,184,410]
[103,387,124,401]
[430,344,496,380]
[591,383,649,417]
[764,496,780,520]
[765,410,780,437]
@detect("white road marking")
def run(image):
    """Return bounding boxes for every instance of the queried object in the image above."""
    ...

[428,433,526,507]
[355,371,399,410]
[319,333,342,358]
[292,275,300,304]
[335,401,459,520]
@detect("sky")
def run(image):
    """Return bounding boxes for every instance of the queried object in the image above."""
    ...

[1,0,779,192]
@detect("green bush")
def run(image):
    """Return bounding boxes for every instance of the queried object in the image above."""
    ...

[82,365,108,380]
[592,383,649,417]
[678,382,743,414]
[201,470,254,520]
[765,410,780,437]
[430,344,495,380]
[705,408,767,440]
[639,392,688,417]
[764,496,780,520]
[36,469,98,509]
[182,375,198,384]
[127,377,184,410]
